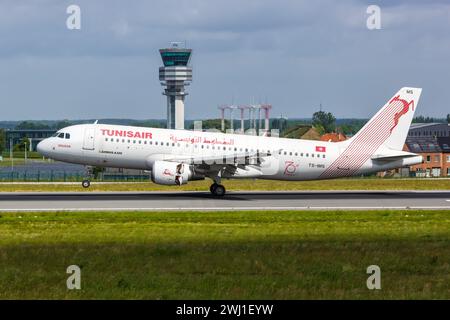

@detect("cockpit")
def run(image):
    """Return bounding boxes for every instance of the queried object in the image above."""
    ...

[52,132,71,139]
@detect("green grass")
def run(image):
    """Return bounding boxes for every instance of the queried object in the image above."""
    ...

[0,177,449,192]
[1,152,42,159]
[0,210,449,299]
[0,159,26,167]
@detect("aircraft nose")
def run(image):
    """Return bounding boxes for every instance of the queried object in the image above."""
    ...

[37,139,50,157]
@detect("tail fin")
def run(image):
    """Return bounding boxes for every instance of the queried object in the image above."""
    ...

[347,87,422,151]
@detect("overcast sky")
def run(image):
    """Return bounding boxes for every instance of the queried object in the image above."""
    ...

[0,0,449,120]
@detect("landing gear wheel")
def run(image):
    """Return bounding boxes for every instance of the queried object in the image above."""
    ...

[82,180,91,188]
[210,183,218,193]
[211,184,226,197]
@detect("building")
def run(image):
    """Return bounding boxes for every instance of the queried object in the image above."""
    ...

[5,129,56,152]
[404,123,450,177]
[320,132,347,142]
[407,123,450,138]
[404,136,450,177]
[159,43,193,130]
[283,125,321,140]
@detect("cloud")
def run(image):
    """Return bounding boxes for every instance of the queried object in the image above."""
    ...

[0,0,449,119]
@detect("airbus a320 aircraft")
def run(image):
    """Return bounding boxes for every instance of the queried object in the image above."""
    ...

[37,87,423,196]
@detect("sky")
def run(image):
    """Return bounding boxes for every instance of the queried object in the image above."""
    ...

[0,0,449,121]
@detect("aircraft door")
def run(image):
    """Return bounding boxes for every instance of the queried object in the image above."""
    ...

[337,146,350,172]
[83,127,96,150]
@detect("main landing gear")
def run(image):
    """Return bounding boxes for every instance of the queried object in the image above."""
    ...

[209,171,226,196]
[210,183,226,196]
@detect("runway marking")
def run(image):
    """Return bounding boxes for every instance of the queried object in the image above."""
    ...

[1,206,450,212]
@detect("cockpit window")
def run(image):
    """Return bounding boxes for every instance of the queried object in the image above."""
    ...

[57,132,65,138]
[65,133,71,139]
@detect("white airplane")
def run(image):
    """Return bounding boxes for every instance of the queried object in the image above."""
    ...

[37,87,423,196]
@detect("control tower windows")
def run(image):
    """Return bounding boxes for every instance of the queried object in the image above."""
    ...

[160,51,191,66]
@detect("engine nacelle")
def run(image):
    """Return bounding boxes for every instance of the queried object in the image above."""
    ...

[151,160,190,186]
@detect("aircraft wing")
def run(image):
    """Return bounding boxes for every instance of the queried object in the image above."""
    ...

[162,150,272,166]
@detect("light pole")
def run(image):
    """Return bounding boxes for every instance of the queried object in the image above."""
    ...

[9,138,13,171]
[24,140,27,163]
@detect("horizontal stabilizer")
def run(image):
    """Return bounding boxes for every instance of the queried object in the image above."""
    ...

[371,150,419,161]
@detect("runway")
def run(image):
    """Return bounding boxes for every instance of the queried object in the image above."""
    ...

[0,190,449,211]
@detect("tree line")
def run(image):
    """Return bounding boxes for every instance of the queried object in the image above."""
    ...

[1,113,449,153]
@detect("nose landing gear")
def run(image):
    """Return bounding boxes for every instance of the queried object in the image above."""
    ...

[81,166,93,188]
[82,180,91,188]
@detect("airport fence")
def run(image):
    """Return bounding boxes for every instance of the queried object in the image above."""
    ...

[0,171,150,182]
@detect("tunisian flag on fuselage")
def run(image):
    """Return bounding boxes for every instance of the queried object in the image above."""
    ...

[315,146,326,152]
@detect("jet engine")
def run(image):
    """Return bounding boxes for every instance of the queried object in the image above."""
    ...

[151,160,191,186]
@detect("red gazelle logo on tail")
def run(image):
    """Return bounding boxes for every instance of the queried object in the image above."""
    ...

[389,95,414,133]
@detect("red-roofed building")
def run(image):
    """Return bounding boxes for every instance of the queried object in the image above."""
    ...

[320,133,347,142]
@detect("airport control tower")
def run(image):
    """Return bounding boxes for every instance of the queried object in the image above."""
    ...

[159,43,192,130]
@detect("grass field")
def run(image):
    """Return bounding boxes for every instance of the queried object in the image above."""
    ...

[0,209,449,299]
[0,159,25,167]
[0,177,449,192]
